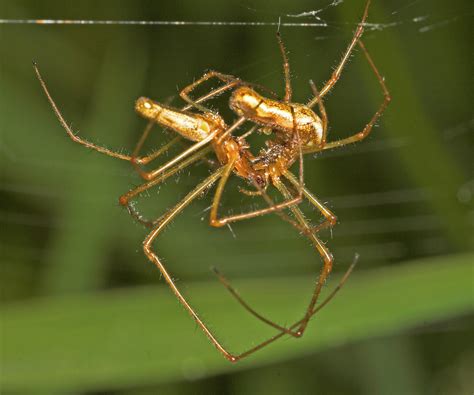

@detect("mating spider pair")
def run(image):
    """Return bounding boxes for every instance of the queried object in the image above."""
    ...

[34,0,390,362]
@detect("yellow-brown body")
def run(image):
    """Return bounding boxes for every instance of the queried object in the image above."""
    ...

[230,86,325,150]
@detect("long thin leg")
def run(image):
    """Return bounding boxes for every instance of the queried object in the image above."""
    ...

[35,62,215,171]
[273,179,334,337]
[123,147,212,227]
[308,80,328,144]
[135,128,221,181]
[212,252,358,340]
[284,170,337,232]
[209,180,302,227]
[130,121,184,179]
[212,174,337,337]
[307,0,372,108]
[34,62,134,161]
[237,124,259,143]
[146,180,355,363]
[320,40,391,151]
[141,167,248,362]
[180,70,280,114]
[180,71,241,113]
[209,122,305,229]
[132,123,183,166]
[276,31,292,102]
[210,103,307,227]
[211,266,301,336]
[119,146,212,206]
[230,255,358,361]
[129,154,355,361]
[214,171,337,337]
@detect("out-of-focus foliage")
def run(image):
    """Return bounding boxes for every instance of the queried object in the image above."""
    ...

[1,0,472,394]
[2,254,473,392]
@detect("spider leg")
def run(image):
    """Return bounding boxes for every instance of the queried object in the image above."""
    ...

[225,255,358,361]
[120,146,212,227]
[211,266,299,336]
[133,129,221,181]
[130,120,184,179]
[210,104,305,227]
[307,0,372,108]
[237,184,266,197]
[236,124,259,142]
[276,31,292,102]
[284,170,337,233]
[308,80,328,143]
[180,70,281,114]
[35,62,215,173]
[211,169,337,338]
[206,155,304,232]
[273,179,335,337]
[211,180,340,338]
[209,180,302,227]
[34,63,134,161]
[215,178,337,337]
[141,167,246,362]
[136,106,254,182]
[180,71,241,113]
[320,40,391,151]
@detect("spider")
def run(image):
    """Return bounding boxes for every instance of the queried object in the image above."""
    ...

[34,0,390,362]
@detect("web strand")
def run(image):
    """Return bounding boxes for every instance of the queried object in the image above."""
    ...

[0,19,327,27]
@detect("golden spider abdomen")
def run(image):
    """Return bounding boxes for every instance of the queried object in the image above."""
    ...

[135,97,226,142]
[229,86,324,147]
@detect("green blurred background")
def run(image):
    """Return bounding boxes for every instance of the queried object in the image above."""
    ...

[1,0,472,394]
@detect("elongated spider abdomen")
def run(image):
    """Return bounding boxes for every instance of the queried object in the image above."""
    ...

[230,86,324,148]
[136,96,226,142]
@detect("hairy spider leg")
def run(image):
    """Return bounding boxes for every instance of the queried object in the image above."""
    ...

[36,56,306,231]
[308,80,328,144]
[179,70,280,115]
[213,169,338,337]
[284,170,337,231]
[228,255,358,361]
[139,167,241,359]
[272,179,336,337]
[142,164,357,361]
[144,169,357,361]
[276,31,292,103]
[213,251,358,339]
[34,63,225,178]
[128,161,310,359]
[124,150,213,228]
[307,0,372,108]
[206,114,306,229]
[129,120,182,178]
[120,134,316,347]
[180,71,241,113]
[208,160,302,227]
[34,63,133,161]
[179,67,307,229]
[320,40,391,151]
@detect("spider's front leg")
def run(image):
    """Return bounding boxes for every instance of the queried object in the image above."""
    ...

[179,71,241,113]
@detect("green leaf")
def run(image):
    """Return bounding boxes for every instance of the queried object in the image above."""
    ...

[1,253,473,393]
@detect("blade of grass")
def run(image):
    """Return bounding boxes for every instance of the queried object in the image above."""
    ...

[1,253,473,392]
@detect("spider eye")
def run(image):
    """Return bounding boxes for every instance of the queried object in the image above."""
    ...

[136,97,153,110]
